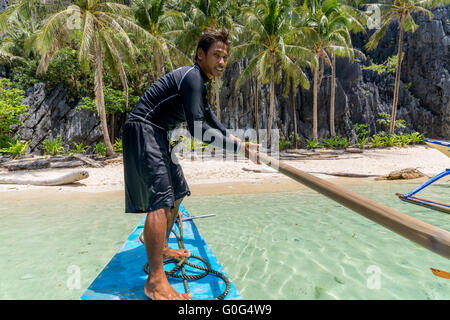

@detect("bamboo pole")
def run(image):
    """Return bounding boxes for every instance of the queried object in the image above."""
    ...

[249,149,450,260]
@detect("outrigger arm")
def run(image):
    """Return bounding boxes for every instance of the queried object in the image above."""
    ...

[404,169,450,198]
[248,149,450,260]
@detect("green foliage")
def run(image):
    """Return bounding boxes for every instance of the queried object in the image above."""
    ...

[382,134,398,147]
[406,132,424,145]
[113,138,123,153]
[376,112,406,132]
[176,136,208,152]
[95,142,107,157]
[71,142,88,154]
[8,60,41,91]
[279,132,301,150]
[306,139,324,150]
[42,48,95,104]
[279,137,290,151]
[361,54,402,75]
[354,123,369,149]
[0,135,14,149]
[368,132,424,149]
[42,136,65,156]
[76,86,139,115]
[369,134,385,148]
[0,78,29,136]
[322,136,350,149]
[354,123,368,140]
[0,135,30,159]
[358,136,369,149]
[396,134,409,147]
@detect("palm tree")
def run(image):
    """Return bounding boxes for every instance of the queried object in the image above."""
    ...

[0,0,56,63]
[327,1,365,137]
[27,1,153,156]
[299,0,359,140]
[132,0,191,80]
[365,0,448,135]
[0,14,35,64]
[233,0,312,150]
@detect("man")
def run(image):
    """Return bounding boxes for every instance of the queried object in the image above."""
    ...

[122,30,259,300]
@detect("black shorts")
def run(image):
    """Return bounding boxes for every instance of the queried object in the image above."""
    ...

[122,119,190,213]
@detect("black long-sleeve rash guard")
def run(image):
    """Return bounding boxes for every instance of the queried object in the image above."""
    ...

[128,63,241,153]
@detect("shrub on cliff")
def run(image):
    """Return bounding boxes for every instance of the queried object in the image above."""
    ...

[0,77,29,137]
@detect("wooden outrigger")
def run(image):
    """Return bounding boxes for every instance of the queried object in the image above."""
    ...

[396,138,450,214]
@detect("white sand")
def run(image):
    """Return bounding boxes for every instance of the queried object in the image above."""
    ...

[0,145,448,196]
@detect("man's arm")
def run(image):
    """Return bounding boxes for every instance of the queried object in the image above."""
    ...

[203,105,242,142]
[180,73,241,153]
[203,105,227,135]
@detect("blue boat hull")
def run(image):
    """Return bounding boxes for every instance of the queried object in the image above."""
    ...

[81,204,242,300]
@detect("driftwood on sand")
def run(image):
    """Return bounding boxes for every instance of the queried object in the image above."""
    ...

[0,169,89,186]
[1,154,108,171]
[5,159,51,171]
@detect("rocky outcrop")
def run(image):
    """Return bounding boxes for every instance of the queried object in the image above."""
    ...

[401,6,450,138]
[15,83,103,154]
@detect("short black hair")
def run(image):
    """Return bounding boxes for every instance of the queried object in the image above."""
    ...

[194,29,231,61]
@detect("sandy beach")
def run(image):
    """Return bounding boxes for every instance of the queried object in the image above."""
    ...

[0,145,448,197]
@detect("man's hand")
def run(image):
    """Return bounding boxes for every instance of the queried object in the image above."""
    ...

[239,141,262,165]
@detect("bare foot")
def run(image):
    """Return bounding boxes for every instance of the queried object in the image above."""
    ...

[144,277,192,300]
[163,247,190,260]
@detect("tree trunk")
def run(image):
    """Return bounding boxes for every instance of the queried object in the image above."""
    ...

[312,56,319,140]
[330,51,336,137]
[255,75,260,144]
[390,16,405,135]
[155,47,165,78]
[290,78,298,149]
[110,113,115,143]
[267,54,275,150]
[93,30,115,156]
[214,77,221,120]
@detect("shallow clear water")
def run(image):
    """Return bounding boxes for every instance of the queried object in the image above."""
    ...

[183,182,450,300]
[0,191,143,299]
[0,181,449,300]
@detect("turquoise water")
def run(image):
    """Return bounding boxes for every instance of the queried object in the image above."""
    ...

[184,182,450,300]
[0,191,143,300]
[0,181,449,300]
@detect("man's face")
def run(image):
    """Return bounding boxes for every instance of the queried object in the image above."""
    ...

[197,41,228,78]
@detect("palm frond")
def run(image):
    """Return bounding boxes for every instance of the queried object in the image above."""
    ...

[101,29,129,107]
[234,51,265,92]
[79,10,95,73]
[32,6,78,55]
[365,13,397,51]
